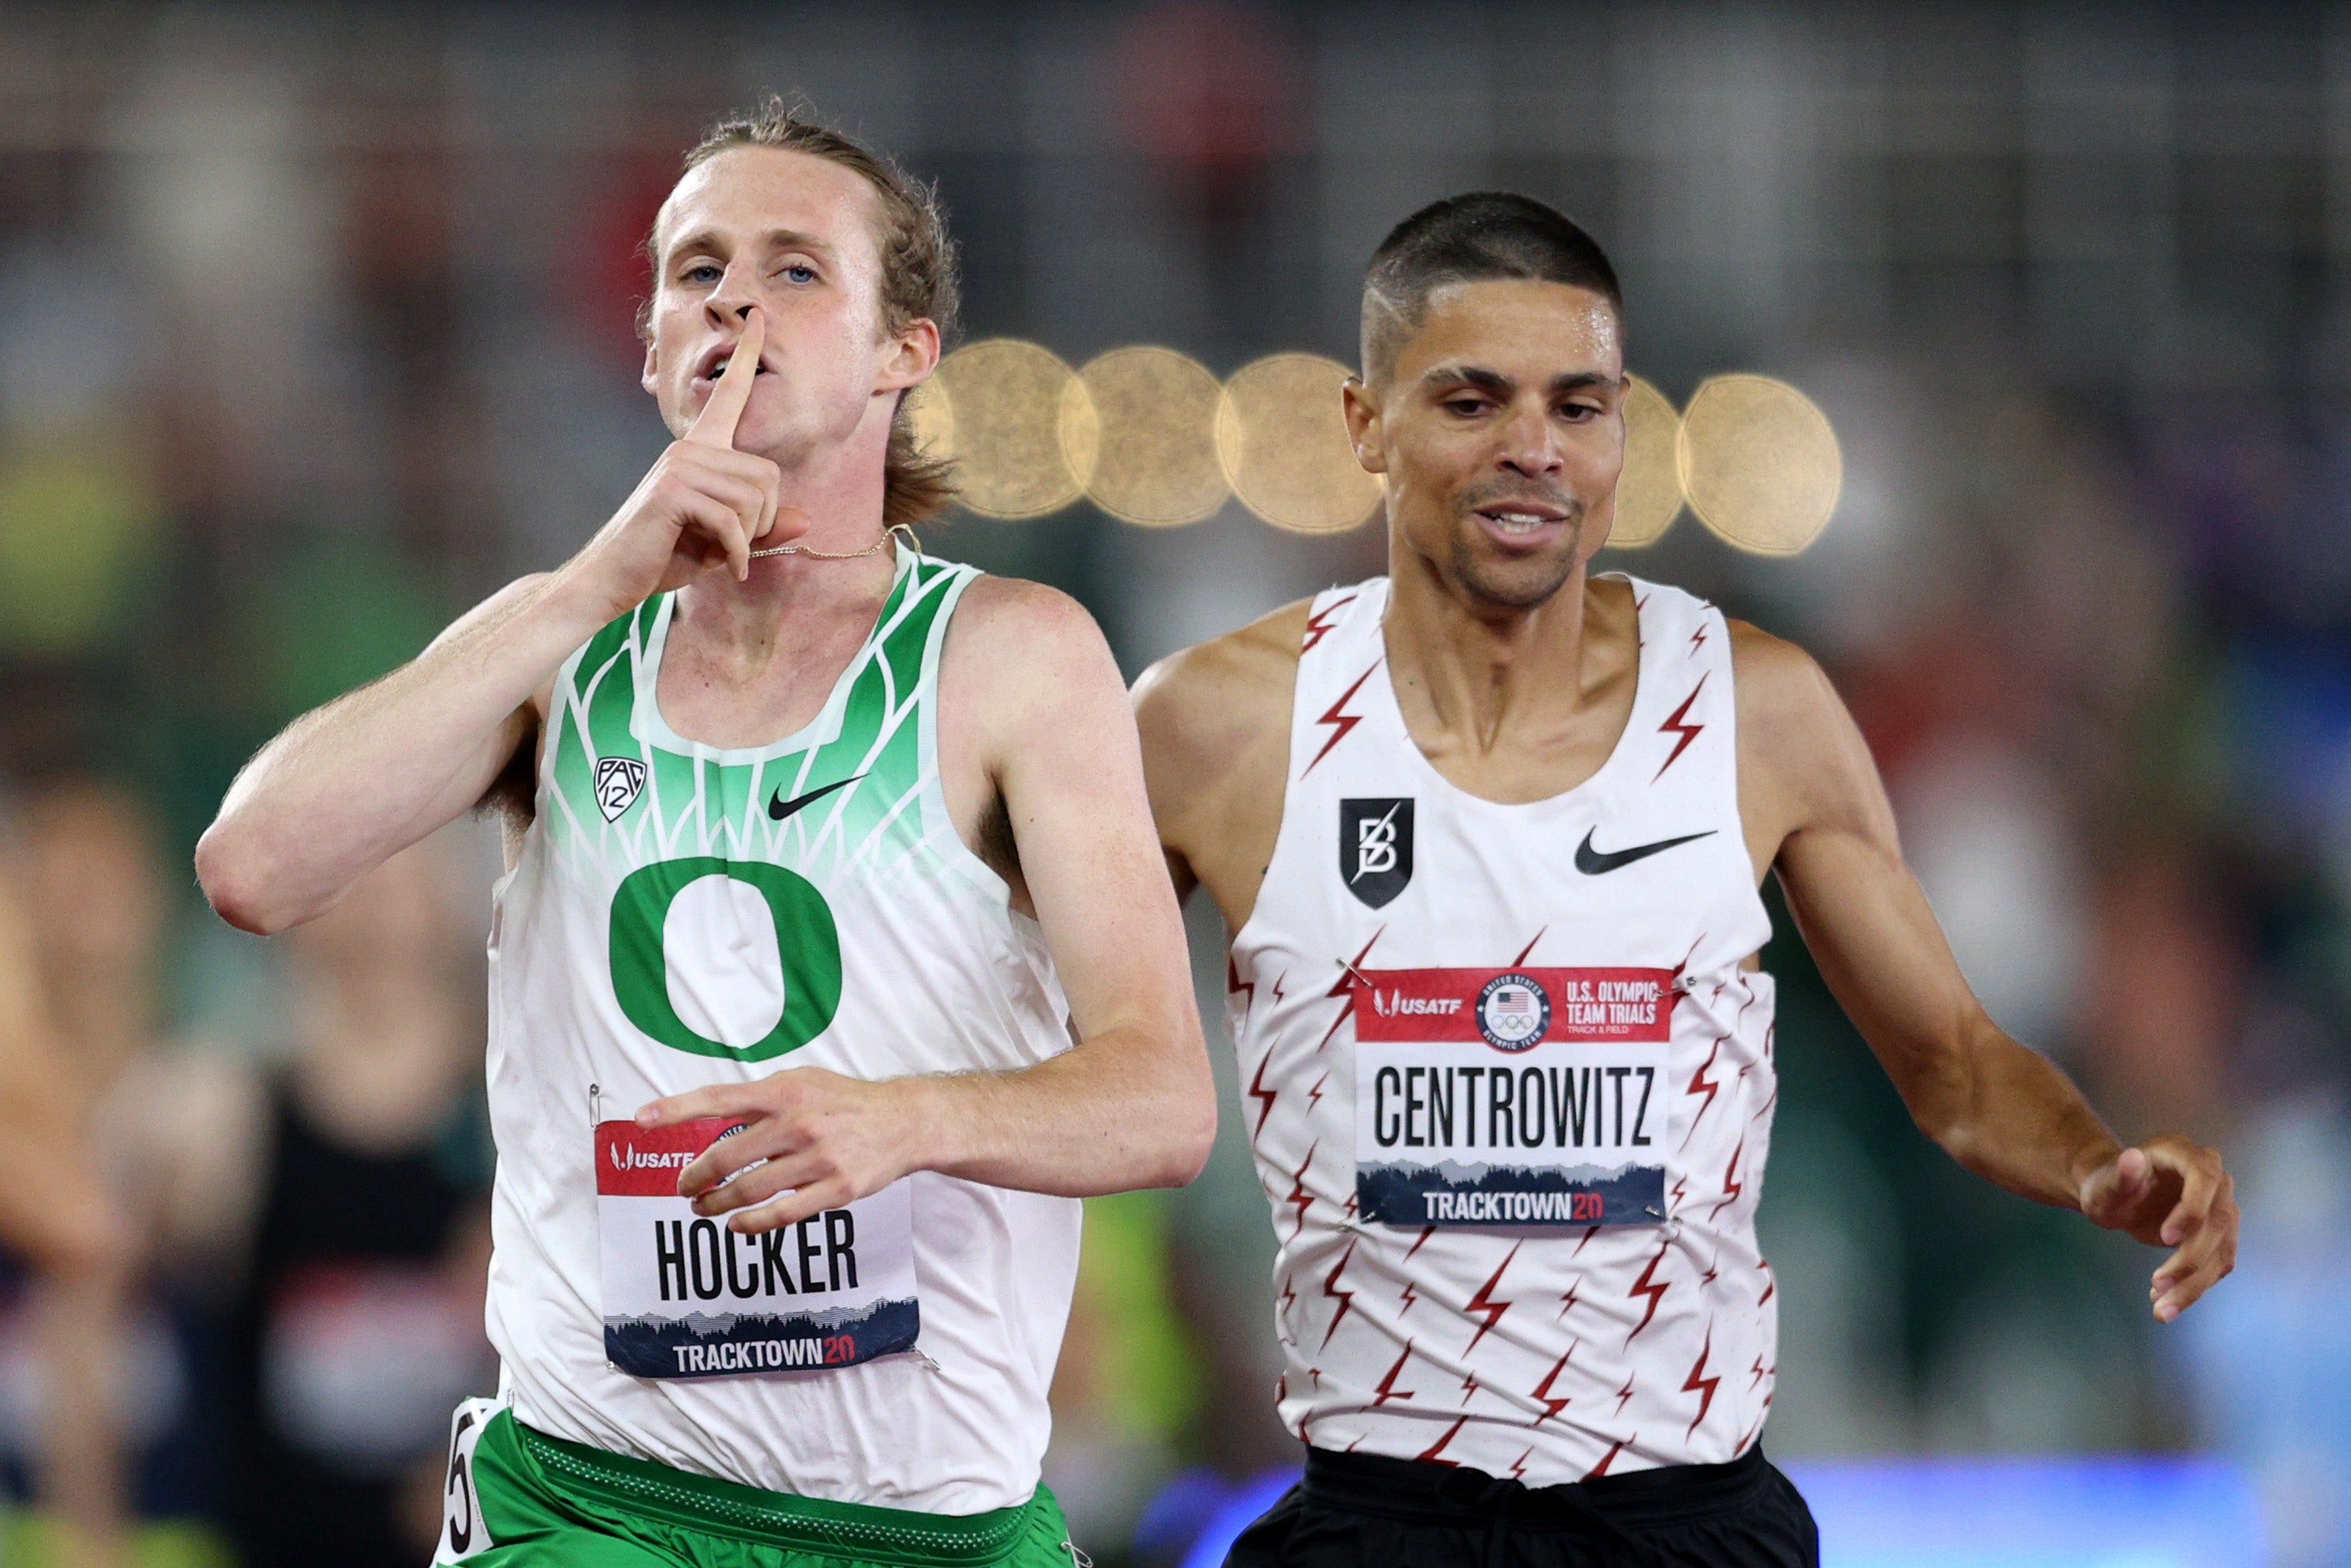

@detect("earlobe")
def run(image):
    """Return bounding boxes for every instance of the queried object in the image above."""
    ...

[640,340,660,397]
[1340,378,1387,476]
[877,318,942,393]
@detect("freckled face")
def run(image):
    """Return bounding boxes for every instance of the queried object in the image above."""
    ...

[641,147,918,463]
[1349,280,1625,609]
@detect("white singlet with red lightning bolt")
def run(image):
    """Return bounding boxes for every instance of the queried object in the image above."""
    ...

[1227,573,1777,1481]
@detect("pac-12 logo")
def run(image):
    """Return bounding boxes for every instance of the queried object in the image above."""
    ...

[1339,798,1414,909]
[595,757,648,822]
[1477,972,1551,1051]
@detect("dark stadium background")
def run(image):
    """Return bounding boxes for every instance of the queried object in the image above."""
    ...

[0,5,2343,1566]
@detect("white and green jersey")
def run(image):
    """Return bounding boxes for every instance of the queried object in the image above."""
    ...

[482,549,1080,1515]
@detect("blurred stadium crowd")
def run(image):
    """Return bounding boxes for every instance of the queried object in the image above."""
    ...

[0,5,2349,1566]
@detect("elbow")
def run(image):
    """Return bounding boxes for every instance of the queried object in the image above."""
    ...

[193,820,300,936]
[1150,1076,1219,1189]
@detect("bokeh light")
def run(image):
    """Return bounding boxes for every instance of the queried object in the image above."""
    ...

[1078,346,1228,528]
[1607,373,1683,549]
[1215,353,1382,534]
[1675,373,1842,556]
[922,339,1094,519]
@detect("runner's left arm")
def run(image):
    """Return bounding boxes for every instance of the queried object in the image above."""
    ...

[643,583,1218,1225]
[1736,623,2237,1322]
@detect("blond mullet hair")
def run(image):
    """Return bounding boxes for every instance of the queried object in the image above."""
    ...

[646,98,960,526]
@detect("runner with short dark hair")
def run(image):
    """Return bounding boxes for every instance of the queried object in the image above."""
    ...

[1135,191,2238,1568]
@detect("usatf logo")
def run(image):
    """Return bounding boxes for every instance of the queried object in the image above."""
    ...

[595,757,648,823]
[1339,798,1414,909]
[1476,972,1552,1052]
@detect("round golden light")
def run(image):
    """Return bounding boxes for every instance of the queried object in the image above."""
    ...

[1675,374,1842,555]
[1214,353,1382,535]
[1606,374,1683,549]
[1078,346,1229,527]
[923,339,1095,519]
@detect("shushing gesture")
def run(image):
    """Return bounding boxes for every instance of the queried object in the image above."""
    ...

[563,306,810,620]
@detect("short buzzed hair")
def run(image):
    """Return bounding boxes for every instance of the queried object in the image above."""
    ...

[1361,193,1621,385]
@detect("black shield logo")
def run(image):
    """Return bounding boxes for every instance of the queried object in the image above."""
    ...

[1339,798,1414,908]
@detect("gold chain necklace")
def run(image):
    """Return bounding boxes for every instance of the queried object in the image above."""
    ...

[748,522,918,561]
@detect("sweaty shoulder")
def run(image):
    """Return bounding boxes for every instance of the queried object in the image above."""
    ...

[1132,597,1310,922]
[1726,617,1887,875]
[1132,598,1309,769]
[938,574,1125,737]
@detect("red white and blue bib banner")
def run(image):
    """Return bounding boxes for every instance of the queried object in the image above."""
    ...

[1353,968,1674,1227]
[595,1118,918,1378]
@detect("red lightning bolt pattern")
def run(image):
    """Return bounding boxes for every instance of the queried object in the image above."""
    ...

[1462,1243,1521,1355]
[1317,930,1385,1050]
[1317,1238,1360,1350]
[1626,1241,1672,1344]
[1245,1049,1279,1140]
[1653,672,1710,781]
[1682,1325,1721,1437]
[1680,1038,1723,1151]
[1282,1142,1319,1237]
[1530,1341,1577,1423]
[1708,1139,1746,1222]
[1415,1418,1469,1466]
[1371,1341,1418,1406]
[1300,594,1356,654]
[1225,957,1255,1021]
[1303,661,1382,776]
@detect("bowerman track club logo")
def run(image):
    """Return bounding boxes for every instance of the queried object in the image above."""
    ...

[1340,798,1414,908]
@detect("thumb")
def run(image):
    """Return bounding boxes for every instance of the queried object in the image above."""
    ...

[2082,1145,2151,1222]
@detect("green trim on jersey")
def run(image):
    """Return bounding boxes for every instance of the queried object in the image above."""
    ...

[541,549,969,881]
[458,1410,1079,1566]
[534,549,990,1066]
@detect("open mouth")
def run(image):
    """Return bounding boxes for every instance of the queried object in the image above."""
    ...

[1473,505,1569,540]
[694,342,775,384]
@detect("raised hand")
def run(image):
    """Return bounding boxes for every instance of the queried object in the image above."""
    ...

[2078,1135,2239,1322]
[559,306,810,621]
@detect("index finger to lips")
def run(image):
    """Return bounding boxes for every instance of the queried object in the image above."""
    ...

[684,307,765,451]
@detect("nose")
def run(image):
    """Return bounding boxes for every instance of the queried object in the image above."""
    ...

[1495,403,1564,479]
[703,258,761,329]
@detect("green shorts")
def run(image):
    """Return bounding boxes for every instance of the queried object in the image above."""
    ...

[436,1403,1082,1568]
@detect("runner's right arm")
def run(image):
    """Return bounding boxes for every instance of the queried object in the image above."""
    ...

[198,313,790,935]
[1132,602,1304,932]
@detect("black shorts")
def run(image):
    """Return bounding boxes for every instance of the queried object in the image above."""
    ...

[1223,1443,1818,1568]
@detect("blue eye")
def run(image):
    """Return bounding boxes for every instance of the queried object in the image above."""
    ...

[784,264,817,284]
[683,264,720,284]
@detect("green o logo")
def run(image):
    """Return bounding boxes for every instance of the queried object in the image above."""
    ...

[609,857,842,1061]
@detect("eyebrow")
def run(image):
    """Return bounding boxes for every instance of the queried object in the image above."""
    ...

[1420,365,1614,397]
[662,226,836,265]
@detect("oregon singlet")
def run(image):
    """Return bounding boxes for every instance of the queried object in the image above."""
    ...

[1228,574,1778,1481]
[481,547,1080,1514]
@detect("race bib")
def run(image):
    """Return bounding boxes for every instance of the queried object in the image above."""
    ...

[1353,968,1675,1227]
[595,1118,919,1378]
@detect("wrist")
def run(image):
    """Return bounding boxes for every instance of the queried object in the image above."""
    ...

[2069,1135,2126,1201]
[889,1073,972,1179]
[538,558,642,640]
